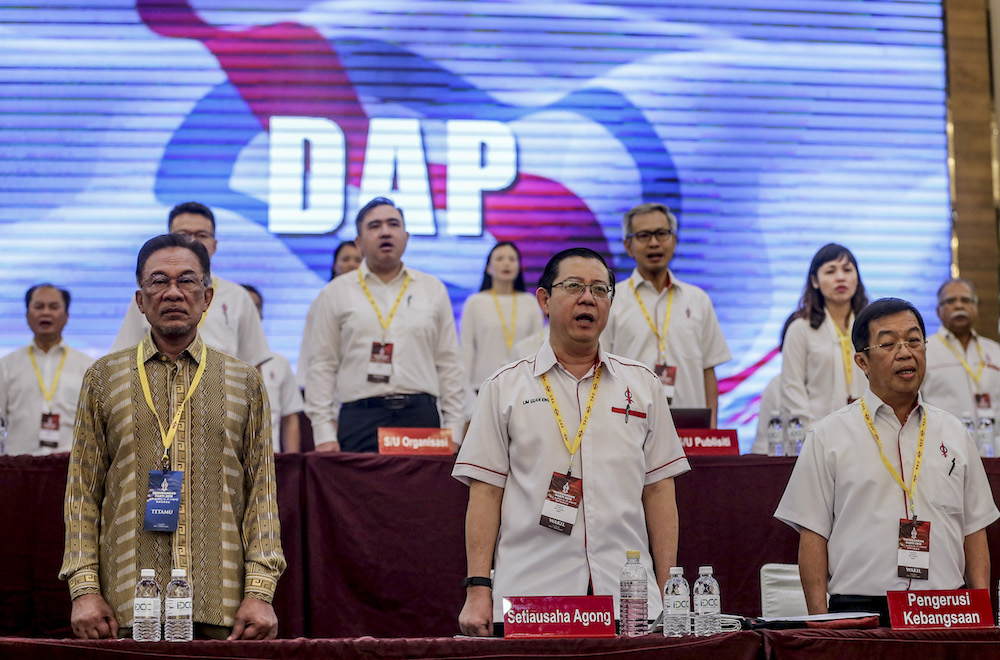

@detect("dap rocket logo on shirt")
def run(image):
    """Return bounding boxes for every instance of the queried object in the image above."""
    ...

[136,0,682,283]
[611,388,646,423]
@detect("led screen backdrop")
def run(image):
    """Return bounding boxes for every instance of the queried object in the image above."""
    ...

[1,0,950,450]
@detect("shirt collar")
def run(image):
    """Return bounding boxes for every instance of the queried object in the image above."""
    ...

[359,259,409,285]
[938,326,979,344]
[532,338,617,380]
[862,386,923,426]
[629,267,675,292]
[141,332,205,364]
[30,337,66,354]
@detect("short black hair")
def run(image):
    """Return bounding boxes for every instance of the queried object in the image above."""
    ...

[241,283,262,301]
[538,247,615,293]
[25,283,71,312]
[355,197,404,232]
[852,297,926,352]
[136,234,212,286]
[168,201,216,231]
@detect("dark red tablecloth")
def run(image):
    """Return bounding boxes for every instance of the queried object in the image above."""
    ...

[762,627,1000,660]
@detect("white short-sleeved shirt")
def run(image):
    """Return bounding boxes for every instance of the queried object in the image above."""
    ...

[780,314,866,431]
[0,340,93,455]
[775,388,999,596]
[460,291,544,393]
[453,341,690,621]
[302,260,466,446]
[922,329,1000,424]
[111,277,270,367]
[602,269,730,408]
[260,352,304,452]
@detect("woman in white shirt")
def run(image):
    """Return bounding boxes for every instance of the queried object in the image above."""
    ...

[780,243,869,431]
[460,242,544,393]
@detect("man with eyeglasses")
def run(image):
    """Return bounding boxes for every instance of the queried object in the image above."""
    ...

[61,233,285,640]
[602,202,730,426]
[302,197,465,453]
[454,247,689,636]
[776,297,997,624]
[921,278,1000,426]
[110,201,270,367]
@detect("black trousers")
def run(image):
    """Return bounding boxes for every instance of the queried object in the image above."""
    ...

[338,396,440,453]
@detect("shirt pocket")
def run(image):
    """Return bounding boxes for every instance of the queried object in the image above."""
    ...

[927,459,966,516]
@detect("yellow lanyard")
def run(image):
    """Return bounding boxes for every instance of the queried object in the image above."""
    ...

[491,289,517,351]
[860,398,926,519]
[540,364,602,477]
[137,339,208,465]
[28,345,68,405]
[358,269,412,337]
[631,279,673,360]
[937,332,984,387]
[197,277,217,329]
[830,314,854,391]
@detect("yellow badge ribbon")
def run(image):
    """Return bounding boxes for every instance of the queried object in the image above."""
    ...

[491,289,517,352]
[28,345,68,407]
[137,338,208,465]
[831,314,855,393]
[358,268,412,337]
[860,397,926,519]
[937,332,984,388]
[631,278,673,361]
[540,364,602,477]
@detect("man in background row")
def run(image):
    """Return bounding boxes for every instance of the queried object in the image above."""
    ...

[111,201,270,367]
[921,277,1000,425]
[602,202,730,426]
[303,197,465,453]
[243,284,304,453]
[0,284,92,454]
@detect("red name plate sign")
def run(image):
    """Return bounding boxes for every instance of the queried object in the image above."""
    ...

[502,595,616,638]
[888,589,993,629]
[377,427,454,455]
[677,429,739,456]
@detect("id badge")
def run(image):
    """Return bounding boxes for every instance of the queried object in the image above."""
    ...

[975,393,992,409]
[898,518,930,580]
[655,364,677,402]
[539,472,582,535]
[144,470,183,532]
[39,413,60,448]
[367,342,393,383]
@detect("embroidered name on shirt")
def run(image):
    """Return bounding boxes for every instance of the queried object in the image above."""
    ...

[523,397,550,405]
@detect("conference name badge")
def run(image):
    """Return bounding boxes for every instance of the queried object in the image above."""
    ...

[39,413,60,448]
[975,393,991,409]
[898,518,930,580]
[655,364,677,402]
[367,341,393,383]
[540,472,581,535]
[144,470,183,532]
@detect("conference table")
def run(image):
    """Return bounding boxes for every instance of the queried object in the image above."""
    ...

[1,452,999,652]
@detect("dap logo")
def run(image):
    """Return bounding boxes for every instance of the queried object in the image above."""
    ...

[138,0,681,282]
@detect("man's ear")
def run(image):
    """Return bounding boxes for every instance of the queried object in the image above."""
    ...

[854,351,870,378]
[536,287,550,319]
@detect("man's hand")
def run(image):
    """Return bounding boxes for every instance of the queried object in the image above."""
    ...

[227,597,278,640]
[458,586,493,637]
[71,593,119,639]
[315,440,341,452]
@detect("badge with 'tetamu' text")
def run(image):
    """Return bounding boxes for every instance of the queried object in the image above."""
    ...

[144,470,183,532]
[539,472,581,535]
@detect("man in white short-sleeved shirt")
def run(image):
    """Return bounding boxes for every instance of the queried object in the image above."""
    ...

[775,297,998,623]
[110,202,270,367]
[303,197,465,453]
[922,278,1000,425]
[0,284,93,455]
[454,248,689,636]
[602,203,730,426]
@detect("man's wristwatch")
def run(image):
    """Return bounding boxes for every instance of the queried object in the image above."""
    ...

[463,576,493,589]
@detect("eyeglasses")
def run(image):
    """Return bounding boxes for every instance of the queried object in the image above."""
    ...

[175,230,215,241]
[862,338,927,354]
[551,280,613,300]
[142,274,207,294]
[939,296,977,306]
[626,228,675,243]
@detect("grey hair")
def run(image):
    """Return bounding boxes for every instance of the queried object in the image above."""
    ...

[622,202,678,240]
[936,277,978,305]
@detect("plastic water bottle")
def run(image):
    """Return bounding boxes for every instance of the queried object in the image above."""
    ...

[133,569,161,642]
[692,565,722,636]
[977,414,995,458]
[164,568,193,642]
[619,550,648,637]
[766,412,784,457]
[662,566,690,637]
[787,416,805,456]
[961,412,976,438]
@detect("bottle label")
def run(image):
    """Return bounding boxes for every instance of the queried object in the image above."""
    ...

[664,596,690,614]
[695,594,721,614]
[133,597,160,619]
[165,597,193,617]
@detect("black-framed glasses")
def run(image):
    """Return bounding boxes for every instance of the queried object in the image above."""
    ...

[862,338,927,354]
[142,274,207,294]
[551,280,613,300]
[626,228,675,243]
[174,230,215,241]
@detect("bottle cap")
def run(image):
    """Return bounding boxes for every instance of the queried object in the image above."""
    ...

[626,550,640,559]
[770,410,780,417]
[669,566,683,576]
[171,568,186,578]
[699,565,713,575]
[140,569,155,578]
